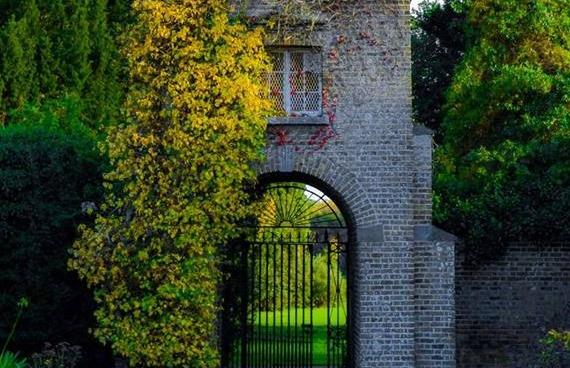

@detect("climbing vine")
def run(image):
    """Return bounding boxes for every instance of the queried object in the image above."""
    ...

[69,0,271,367]
[241,0,406,153]
[267,84,338,153]
[233,0,404,42]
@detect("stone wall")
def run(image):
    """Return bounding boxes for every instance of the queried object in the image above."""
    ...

[247,1,456,367]
[456,243,570,368]
[253,1,418,366]
[414,226,456,368]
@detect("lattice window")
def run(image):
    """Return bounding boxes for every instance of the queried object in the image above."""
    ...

[267,49,322,117]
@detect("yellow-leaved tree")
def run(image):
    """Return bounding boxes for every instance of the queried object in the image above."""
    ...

[69,0,271,366]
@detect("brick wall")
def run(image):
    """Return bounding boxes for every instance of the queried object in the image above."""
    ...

[456,243,570,368]
[414,227,456,368]
[253,2,418,366]
[412,126,433,225]
[248,1,456,367]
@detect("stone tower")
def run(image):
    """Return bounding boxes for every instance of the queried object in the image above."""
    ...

[233,1,456,367]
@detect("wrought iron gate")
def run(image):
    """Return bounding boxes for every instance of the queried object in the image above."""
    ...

[222,183,348,368]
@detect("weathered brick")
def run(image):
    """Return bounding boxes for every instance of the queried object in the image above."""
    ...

[247,1,456,367]
[456,242,570,368]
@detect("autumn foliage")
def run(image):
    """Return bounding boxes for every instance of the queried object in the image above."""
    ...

[69,0,271,366]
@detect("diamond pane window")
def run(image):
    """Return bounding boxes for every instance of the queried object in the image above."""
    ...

[268,49,322,117]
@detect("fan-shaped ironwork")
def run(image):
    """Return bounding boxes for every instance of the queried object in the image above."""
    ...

[258,183,346,229]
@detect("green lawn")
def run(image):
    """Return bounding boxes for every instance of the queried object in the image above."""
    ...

[255,306,346,326]
[232,306,347,366]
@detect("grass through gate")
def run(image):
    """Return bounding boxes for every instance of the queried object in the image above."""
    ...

[236,306,346,366]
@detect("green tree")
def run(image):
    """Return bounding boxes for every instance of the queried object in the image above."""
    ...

[69,0,271,367]
[412,0,467,138]
[0,2,38,114]
[84,0,123,128]
[0,0,122,128]
[434,0,570,259]
[107,0,133,30]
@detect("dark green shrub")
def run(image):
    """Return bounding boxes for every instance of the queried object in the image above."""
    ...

[0,117,112,367]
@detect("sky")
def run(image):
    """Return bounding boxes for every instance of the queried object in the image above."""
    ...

[411,0,443,11]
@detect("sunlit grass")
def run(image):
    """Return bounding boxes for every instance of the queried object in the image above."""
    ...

[233,306,347,366]
[255,306,346,326]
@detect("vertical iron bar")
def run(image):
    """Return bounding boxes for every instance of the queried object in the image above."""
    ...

[337,233,341,367]
[300,239,306,365]
[287,233,293,367]
[250,242,256,368]
[326,230,331,368]
[252,241,256,368]
[254,237,265,366]
[263,232,268,365]
[252,242,255,368]
[241,241,249,368]
[273,232,277,368]
[309,242,312,365]
[294,231,299,368]
[248,242,253,368]
[285,234,291,367]
[344,234,349,368]
[279,236,285,368]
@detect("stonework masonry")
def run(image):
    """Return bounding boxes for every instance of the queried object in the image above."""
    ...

[248,1,457,367]
[456,243,570,368]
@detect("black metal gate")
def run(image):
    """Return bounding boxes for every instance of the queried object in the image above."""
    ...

[222,183,348,368]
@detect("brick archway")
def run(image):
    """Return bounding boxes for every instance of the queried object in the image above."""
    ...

[258,147,376,230]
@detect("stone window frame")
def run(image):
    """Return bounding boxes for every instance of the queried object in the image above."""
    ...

[267,47,328,125]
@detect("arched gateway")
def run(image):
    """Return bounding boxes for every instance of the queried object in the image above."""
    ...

[223,180,352,367]
[223,1,457,368]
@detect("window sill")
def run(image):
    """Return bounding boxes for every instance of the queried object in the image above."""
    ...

[268,115,329,126]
